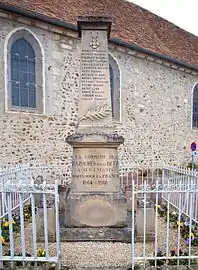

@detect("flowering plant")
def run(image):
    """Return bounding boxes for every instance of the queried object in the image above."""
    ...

[37,248,46,257]
[156,204,167,217]
[1,236,5,245]
[0,204,33,245]
[149,249,165,266]
[157,204,198,247]
[24,209,31,221]
[2,220,9,229]
[13,214,20,225]
[149,248,198,267]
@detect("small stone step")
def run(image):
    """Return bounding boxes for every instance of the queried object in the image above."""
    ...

[60,227,132,243]
[61,267,131,270]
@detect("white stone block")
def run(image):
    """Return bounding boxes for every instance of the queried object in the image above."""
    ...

[0,12,9,18]
[17,17,31,25]
[60,43,72,50]
[137,53,146,59]
[53,34,60,41]
[36,21,49,30]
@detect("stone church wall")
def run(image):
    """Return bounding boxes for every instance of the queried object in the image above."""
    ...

[0,13,198,183]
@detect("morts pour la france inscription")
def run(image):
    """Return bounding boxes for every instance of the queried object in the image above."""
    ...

[71,148,120,192]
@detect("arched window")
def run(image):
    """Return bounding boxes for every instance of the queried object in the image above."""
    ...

[11,38,36,108]
[109,54,120,121]
[192,83,198,128]
[109,64,114,116]
[5,28,43,113]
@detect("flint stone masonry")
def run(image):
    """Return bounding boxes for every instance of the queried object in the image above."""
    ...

[0,14,198,178]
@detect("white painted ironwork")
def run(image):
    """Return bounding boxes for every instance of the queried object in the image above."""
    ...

[0,164,31,219]
[0,162,67,219]
[162,165,198,222]
[130,166,198,270]
[0,164,60,269]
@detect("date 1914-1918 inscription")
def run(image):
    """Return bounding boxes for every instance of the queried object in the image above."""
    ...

[72,153,119,186]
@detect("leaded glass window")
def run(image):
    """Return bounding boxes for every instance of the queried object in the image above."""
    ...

[11,38,36,108]
[6,28,43,113]
[193,84,198,128]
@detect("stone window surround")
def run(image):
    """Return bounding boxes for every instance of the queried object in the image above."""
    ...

[4,27,45,115]
[109,53,121,122]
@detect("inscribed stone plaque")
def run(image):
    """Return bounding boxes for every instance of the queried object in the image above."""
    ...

[71,147,120,192]
[79,30,112,125]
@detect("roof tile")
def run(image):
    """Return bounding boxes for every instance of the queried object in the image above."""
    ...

[1,0,198,66]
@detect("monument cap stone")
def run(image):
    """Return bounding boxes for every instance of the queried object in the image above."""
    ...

[77,16,112,38]
[66,132,124,146]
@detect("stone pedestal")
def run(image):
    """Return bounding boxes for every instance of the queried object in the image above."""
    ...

[36,185,67,242]
[125,185,137,212]
[36,205,56,242]
[136,199,155,242]
[62,133,130,241]
[59,185,68,227]
[62,17,130,242]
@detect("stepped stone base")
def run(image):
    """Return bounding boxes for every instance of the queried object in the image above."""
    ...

[64,268,131,270]
[60,227,132,243]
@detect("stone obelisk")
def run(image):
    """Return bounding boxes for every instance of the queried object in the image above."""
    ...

[63,16,129,241]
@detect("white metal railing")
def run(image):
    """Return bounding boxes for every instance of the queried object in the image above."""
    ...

[119,168,162,188]
[162,166,198,222]
[0,164,60,269]
[1,163,197,269]
[0,162,69,185]
[0,162,68,219]
[130,165,198,269]
[0,164,31,219]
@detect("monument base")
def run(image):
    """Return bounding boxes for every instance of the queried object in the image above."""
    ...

[64,132,128,242]
[65,192,127,227]
[60,226,131,243]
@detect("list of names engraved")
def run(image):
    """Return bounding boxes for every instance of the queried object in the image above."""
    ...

[81,51,109,101]
[79,29,112,124]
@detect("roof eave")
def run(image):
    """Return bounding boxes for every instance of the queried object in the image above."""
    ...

[0,3,198,72]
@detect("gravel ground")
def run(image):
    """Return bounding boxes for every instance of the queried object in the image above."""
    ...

[3,216,198,268]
